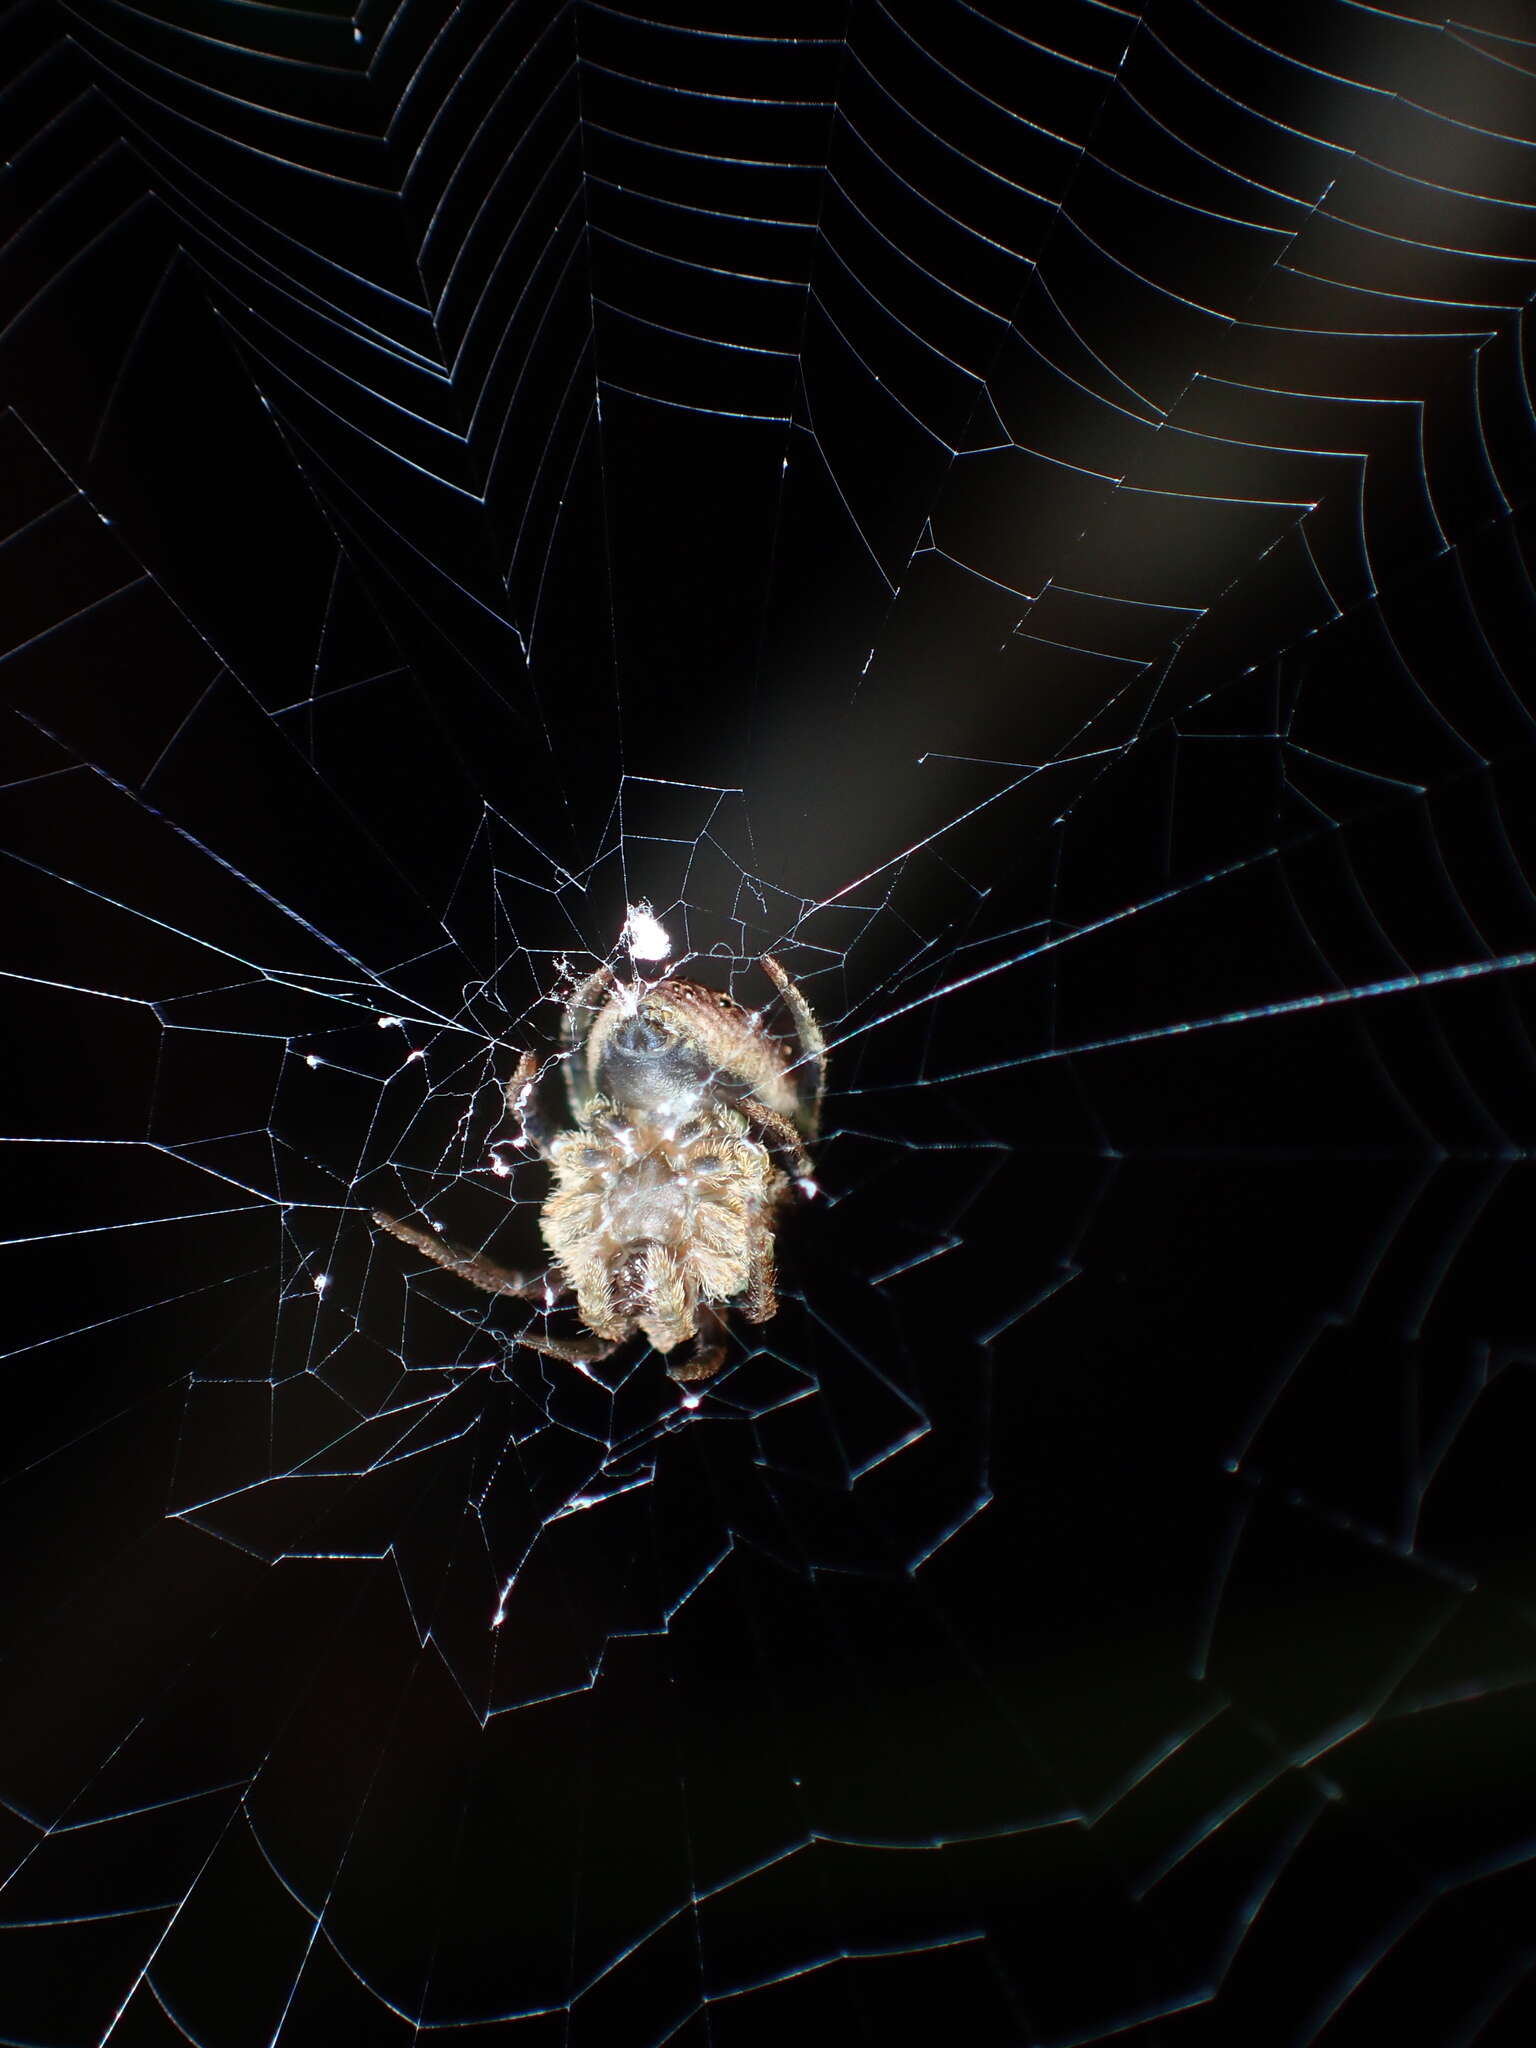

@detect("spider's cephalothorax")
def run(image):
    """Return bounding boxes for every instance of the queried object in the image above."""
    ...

[372,957,824,1383]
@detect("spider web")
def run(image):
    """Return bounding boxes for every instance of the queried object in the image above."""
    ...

[2,0,1536,2040]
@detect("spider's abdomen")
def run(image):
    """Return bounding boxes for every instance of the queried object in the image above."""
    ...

[583,977,804,1134]
[593,1012,714,1125]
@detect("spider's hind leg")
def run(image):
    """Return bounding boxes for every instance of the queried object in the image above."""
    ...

[512,1328,618,1369]
[371,1209,562,1304]
[666,1303,729,1384]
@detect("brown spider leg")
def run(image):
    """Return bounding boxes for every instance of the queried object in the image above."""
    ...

[505,1050,562,1159]
[739,1221,778,1325]
[507,1328,619,1368]
[371,1211,563,1303]
[666,1302,730,1384]
[761,955,826,1138]
[371,1212,615,1368]
[740,1098,817,1191]
[560,963,616,1121]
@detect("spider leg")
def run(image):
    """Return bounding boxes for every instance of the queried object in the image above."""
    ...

[509,1329,619,1368]
[666,1303,729,1383]
[740,1098,817,1193]
[372,1210,615,1368]
[739,1222,778,1325]
[506,1050,563,1159]
[762,955,825,1138]
[560,963,615,1121]
[371,1210,563,1304]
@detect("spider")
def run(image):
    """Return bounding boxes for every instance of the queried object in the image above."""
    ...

[372,955,824,1383]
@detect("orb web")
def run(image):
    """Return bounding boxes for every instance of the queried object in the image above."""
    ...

[2,1,1535,2041]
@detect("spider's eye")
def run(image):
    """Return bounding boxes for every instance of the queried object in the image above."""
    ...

[579,1146,606,1168]
[691,1155,721,1173]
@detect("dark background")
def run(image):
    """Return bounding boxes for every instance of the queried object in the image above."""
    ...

[2,0,1535,2041]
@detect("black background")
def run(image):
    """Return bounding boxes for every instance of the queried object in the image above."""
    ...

[3,0,1536,2042]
